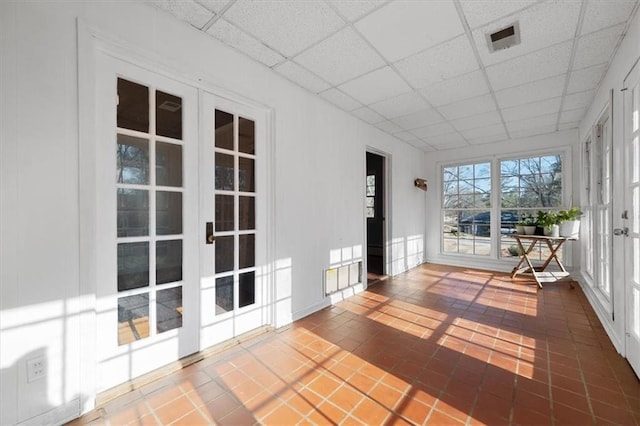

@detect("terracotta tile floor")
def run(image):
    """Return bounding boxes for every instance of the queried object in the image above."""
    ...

[71,264,640,425]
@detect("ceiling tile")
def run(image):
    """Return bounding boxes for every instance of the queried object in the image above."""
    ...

[495,74,565,108]
[294,27,385,86]
[459,0,538,29]
[195,0,231,13]
[505,112,557,132]
[509,125,557,139]
[452,110,503,131]
[566,63,607,94]
[423,133,468,149]
[351,106,386,124]
[460,123,507,139]
[223,0,344,56]
[471,0,581,67]
[368,91,430,119]
[394,131,419,142]
[394,35,479,89]
[273,61,331,93]
[562,90,595,111]
[338,66,411,105]
[580,0,638,35]
[355,0,464,62]
[419,70,489,106]
[149,0,214,29]
[559,108,586,124]
[466,133,508,145]
[437,93,497,120]
[411,122,457,139]
[408,140,436,151]
[327,0,387,21]
[207,18,285,67]
[486,41,572,91]
[375,120,403,134]
[319,88,362,111]
[501,97,562,121]
[391,108,444,130]
[573,24,625,70]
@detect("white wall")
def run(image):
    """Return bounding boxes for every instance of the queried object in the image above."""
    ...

[424,130,578,272]
[576,8,640,354]
[0,1,426,424]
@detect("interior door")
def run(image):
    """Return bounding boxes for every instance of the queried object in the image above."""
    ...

[366,152,385,280]
[623,61,640,377]
[199,92,269,349]
[95,53,199,391]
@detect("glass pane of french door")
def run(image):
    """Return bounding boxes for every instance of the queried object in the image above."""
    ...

[116,77,185,345]
[214,108,256,313]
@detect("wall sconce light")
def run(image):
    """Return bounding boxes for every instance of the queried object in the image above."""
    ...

[414,178,428,191]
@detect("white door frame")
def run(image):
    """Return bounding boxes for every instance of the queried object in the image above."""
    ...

[77,21,276,414]
[364,147,392,281]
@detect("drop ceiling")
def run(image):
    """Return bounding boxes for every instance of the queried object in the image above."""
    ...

[146,0,639,151]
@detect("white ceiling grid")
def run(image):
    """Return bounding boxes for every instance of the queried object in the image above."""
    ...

[147,0,639,151]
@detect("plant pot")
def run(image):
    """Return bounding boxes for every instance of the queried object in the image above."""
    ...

[544,224,559,237]
[515,224,525,234]
[559,220,580,238]
[523,225,537,235]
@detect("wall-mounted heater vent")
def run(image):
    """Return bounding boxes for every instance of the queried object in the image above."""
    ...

[487,22,520,53]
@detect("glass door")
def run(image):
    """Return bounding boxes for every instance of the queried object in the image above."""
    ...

[623,61,640,377]
[95,53,199,392]
[199,93,269,348]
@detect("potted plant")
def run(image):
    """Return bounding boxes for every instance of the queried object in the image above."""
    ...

[536,210,559,237]
[521,214,537,235]
[557,207,582,238]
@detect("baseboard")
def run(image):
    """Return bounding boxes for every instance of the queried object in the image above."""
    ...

[291,299,331,323]
[17,399,80,426]
[574,273,624,354]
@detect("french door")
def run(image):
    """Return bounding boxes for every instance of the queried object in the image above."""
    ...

[199,93,269,349]
[94,54,270,392]
[623,61,640,377]
[95,54,200,391]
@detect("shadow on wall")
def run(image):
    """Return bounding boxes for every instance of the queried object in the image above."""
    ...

[0,347,85,425]
[388,234,425,275]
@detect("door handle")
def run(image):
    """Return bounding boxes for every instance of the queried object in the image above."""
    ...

[613,227,629,237]
[206,222,215,244]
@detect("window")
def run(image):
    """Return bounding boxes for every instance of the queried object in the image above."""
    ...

[584,116,612,298]
[583,138,594,279]
[442,162,491,255]
[440,153,565,260]
[500,154,562,259]
[366,175,375,218]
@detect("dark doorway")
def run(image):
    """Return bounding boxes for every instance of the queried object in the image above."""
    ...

[366,152,386,284]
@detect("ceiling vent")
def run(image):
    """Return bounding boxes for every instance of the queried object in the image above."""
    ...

[486,22,520,53]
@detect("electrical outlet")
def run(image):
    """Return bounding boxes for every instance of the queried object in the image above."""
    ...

[27,356,46,383]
